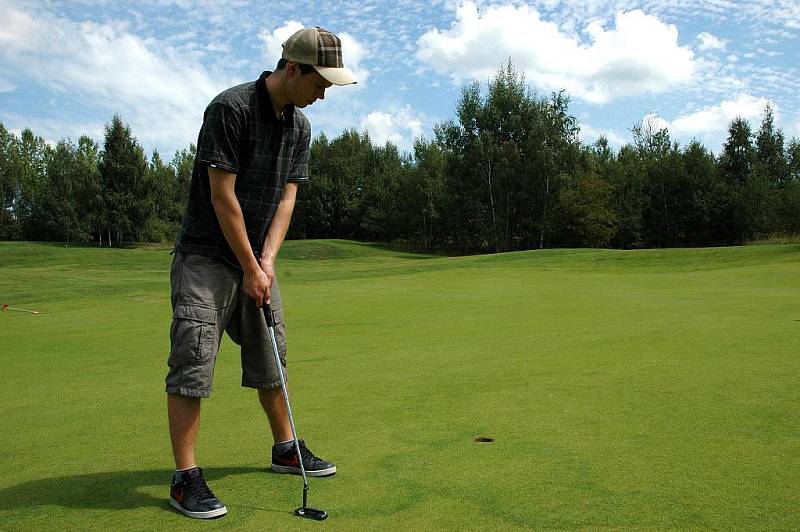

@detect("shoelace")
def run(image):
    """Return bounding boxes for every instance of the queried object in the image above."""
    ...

[186,474,215,502]
[298,443,320,463]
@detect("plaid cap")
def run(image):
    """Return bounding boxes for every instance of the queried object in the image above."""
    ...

[282,27,357,86]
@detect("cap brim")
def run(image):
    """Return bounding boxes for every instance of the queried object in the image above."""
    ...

[314,66,357,86]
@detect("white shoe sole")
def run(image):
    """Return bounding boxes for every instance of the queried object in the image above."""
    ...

[170,498,228,519]
[271,464,337,477]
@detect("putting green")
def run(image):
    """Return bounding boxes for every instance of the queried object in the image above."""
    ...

[1,241,798,530]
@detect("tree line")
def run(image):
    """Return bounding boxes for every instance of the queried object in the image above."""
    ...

[2,62,798,251]
[0,116,194,246]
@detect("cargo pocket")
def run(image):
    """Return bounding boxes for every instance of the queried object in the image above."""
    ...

[169,305,218,365]
[271,305,287,366]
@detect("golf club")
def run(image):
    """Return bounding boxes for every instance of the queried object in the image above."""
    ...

[262,303,328,521]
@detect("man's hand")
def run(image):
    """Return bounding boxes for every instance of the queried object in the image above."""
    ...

[259,259,276,304]
[243,264,272,306]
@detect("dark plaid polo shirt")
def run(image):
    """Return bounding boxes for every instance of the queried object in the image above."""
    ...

[175,71,310,266]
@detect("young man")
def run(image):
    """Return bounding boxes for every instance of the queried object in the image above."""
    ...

[166,27,356,519]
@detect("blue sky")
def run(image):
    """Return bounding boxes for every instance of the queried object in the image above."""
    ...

[1,0,798,158]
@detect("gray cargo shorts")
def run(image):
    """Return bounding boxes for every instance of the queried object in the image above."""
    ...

[166,252,287,398]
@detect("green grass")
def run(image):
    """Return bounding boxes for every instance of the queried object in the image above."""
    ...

[1,240,799,530]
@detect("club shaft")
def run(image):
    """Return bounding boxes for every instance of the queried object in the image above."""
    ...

[266,323,309,489]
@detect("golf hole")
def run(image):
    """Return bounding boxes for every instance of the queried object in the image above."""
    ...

[473,436,495,443]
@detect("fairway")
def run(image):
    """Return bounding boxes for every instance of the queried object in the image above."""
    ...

[1,241,798,530]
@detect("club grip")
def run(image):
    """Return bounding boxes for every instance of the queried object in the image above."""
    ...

[262,303,275,327]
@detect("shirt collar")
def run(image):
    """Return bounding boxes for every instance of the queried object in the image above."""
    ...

[256,71,295,125]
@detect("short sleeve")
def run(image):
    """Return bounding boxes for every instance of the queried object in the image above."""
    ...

[286,124,310,184]
[196,100,242,173]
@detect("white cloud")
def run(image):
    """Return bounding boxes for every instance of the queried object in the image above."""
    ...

[259,20,305,65]
[644,94,772,143]
[360,106,425,152]
[0,1,41,50]
[579,123,627,147]
[258,22,369,85]
[0,1,231,153]
[639,113,671,134]
[0,109,105,145]
[337,32,370,85]
[416,2,696,103]
[697,31,726,51]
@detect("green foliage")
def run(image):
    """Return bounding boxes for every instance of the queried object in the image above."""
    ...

[1,66,796,250]
[720,117,755,185]
[169,144,194,224]
[0,117,193,245]
[14,129,52,240]
[99,115,150,245]
[75,136,103,243]
[435,61,583,253]
[550,174,616,247]
[755,103,789,187]
[408,138,446,248]
[0,123,21,239]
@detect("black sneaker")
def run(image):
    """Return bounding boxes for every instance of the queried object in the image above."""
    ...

[271,440,336,477]
[169,467,227,519]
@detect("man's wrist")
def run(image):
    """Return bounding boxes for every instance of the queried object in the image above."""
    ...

[243,257,261,274]
[260,254,276,267]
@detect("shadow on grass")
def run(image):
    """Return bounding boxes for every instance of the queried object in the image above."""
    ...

[0,466,263,511]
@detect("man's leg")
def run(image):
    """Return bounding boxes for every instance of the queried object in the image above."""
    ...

[167,393,201,469]
[259,384,336,477]
[166,392,227,520]
[234,278,336,477]
[165,253,240,519]
[258,387,292,442]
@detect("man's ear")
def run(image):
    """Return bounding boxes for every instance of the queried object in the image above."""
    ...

[285,61,299,78]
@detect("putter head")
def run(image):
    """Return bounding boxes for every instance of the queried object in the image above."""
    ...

[295,507,328,521]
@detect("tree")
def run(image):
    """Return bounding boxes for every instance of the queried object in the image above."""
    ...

[408,138,446,248]
[359,142,407,244]
[720,117,754,185]
[0,123,21,239]
[170,144,195,224]
[536,90,581,248]
[289,133,334,240]
[439,86,488,252]
[15,129,52,240]
[325,129,372,238]
[549,174,616,247]
[680,141,739,246]
[44,139,81,242]
[74,136,104,244]
[754,103,789,188]
[608,144,646,248]
[142,150,179,242]
[718,117,758,242]
[98,115,148,245]
[632,118,687,247]
[788,138,800,183]
[436,61,581,252]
